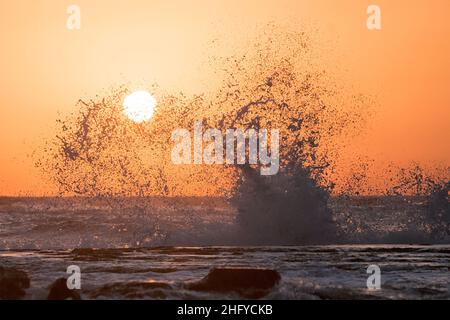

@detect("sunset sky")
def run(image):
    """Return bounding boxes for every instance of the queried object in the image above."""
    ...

[0,0,449,195]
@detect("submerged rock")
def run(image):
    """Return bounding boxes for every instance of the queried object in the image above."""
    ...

[186,267,281,298]
[0,266,30,299]
[47,278,81,300]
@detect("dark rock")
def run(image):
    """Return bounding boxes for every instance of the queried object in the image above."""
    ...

[47,278,81,300]
[185,267,281,298]
[0,266,30,299]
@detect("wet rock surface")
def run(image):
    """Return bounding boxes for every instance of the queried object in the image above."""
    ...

[0,266,30,299]
[186,267,281,298]
[47,278,81,300]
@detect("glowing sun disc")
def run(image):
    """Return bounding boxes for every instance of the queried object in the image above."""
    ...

[123,90,156,123]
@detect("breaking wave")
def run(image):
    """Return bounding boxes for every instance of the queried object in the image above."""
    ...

[30,24,449,247]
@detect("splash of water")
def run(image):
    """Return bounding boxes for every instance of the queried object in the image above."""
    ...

[35,24,448,246]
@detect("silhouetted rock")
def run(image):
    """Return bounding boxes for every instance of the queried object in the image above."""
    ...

[0,266,30,299]
[47,278,81,300]
[186,267,281,298]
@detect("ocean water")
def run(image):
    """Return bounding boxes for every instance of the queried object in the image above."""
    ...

[1,246,449,300]
[0,197,449,300]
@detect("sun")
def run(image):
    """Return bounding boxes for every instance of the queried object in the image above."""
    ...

[123,90,157,123]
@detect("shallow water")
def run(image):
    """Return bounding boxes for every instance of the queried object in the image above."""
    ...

[0,197,449,299]
[1,245,449,300]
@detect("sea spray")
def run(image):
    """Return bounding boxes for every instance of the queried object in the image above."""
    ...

[39,25,447,246]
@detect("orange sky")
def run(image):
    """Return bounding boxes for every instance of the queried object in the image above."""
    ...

[0,0,449,195]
